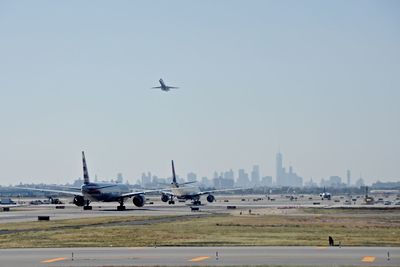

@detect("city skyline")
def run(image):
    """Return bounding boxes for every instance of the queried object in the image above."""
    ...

[4,151,386,188]
[0,1,399,185]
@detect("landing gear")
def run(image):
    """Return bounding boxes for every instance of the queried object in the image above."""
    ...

[168,196,175,205]
[117,199,126,211]
[192,200,201,206]
[83,200,92,210]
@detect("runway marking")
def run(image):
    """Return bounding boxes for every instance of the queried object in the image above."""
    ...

[41,257,66,263]
[315,246,327,249]
[361,256,376,263]
[189,256,210,262]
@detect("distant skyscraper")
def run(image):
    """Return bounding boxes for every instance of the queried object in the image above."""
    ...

[304,178,318,188]
[187,172,197,182]
[116,173,123,183]
[275,152,303,187]
[261,176,272,186]
[201,176,211,187]
[355,176,365,187]
[152,175,159,184]
[328,176,342,187]
[213,171,219,179]
[141,172,151,187]
[223,169,234,180]
[347,170,351,186]
[251,165,260,185]
[276,152,283,185]
[237,169,250,186]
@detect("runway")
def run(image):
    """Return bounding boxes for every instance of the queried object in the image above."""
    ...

[0,246,399,266]
[2,194,398,224]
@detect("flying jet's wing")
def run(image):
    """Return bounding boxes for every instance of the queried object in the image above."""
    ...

[166,86,179,89]
[151,86,162,89]
[120,189,162,198]
[16,187,83,196]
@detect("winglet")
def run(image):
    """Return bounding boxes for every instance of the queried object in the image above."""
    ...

[82,151,90,185]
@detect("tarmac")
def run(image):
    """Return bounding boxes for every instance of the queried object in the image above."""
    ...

[1,194,399,224]
[0,246,399,266]
[1,194,399,266]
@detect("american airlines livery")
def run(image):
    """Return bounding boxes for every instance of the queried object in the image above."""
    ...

[19,152,158,211]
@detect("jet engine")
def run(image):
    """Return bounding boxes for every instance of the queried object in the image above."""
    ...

[132,194,145,207]
[73,196,85,206]
[207,194,215,203]
[161,194,169,203]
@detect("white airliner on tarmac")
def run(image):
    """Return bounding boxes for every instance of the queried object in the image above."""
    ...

[161,160,243,205]
[319,187,331,200]
[19,152,158,211]
[151,78,179,92]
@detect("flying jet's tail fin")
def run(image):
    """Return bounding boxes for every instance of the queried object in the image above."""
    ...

[171,160,177,185]
[82,151,90,185]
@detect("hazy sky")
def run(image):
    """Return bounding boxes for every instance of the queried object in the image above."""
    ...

[0,0,399,185]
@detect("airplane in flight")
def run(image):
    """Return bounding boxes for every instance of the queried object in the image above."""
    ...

[160,160,243,205]
[19,152,158,211]
[319,187,331,200]
[151,78,179,92]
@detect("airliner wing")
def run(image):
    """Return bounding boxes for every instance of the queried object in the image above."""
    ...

[120,189,161,198]
[197,188,246,196]
[17,187,83,196]
[181,181,196,185]
[160,187,245,198]
[151,86,162,89]
[160,190,174,196]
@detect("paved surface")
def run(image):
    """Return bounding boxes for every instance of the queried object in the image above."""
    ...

[0,246,399,266]
[2,194,398,224]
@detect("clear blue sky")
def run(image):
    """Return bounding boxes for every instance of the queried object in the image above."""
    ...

[0,0,399,185]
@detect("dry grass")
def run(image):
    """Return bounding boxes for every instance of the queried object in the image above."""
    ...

[0,211,399,248]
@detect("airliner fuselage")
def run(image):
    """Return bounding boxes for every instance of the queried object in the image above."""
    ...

[81,183,131,202]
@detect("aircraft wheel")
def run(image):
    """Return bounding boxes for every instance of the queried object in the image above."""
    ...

[83,206,92,210]
[117,205,126,211]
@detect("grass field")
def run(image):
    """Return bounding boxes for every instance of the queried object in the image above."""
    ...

[0,209,399,248]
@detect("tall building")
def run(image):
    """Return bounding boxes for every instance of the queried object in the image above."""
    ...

[116,173,123,184]
[347,170,351,186]
[201,176,211,187]
[213,176,234,189]
[355,176,365,187]
[275,152,303,187]
[329,176,342,187]
[276,152,283,185]
[187,172,197,183]
[223,169,235,181]
[141,172,152,187]
[251,165,260,186]
[237,169,250,186]
[261,176,273,186]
